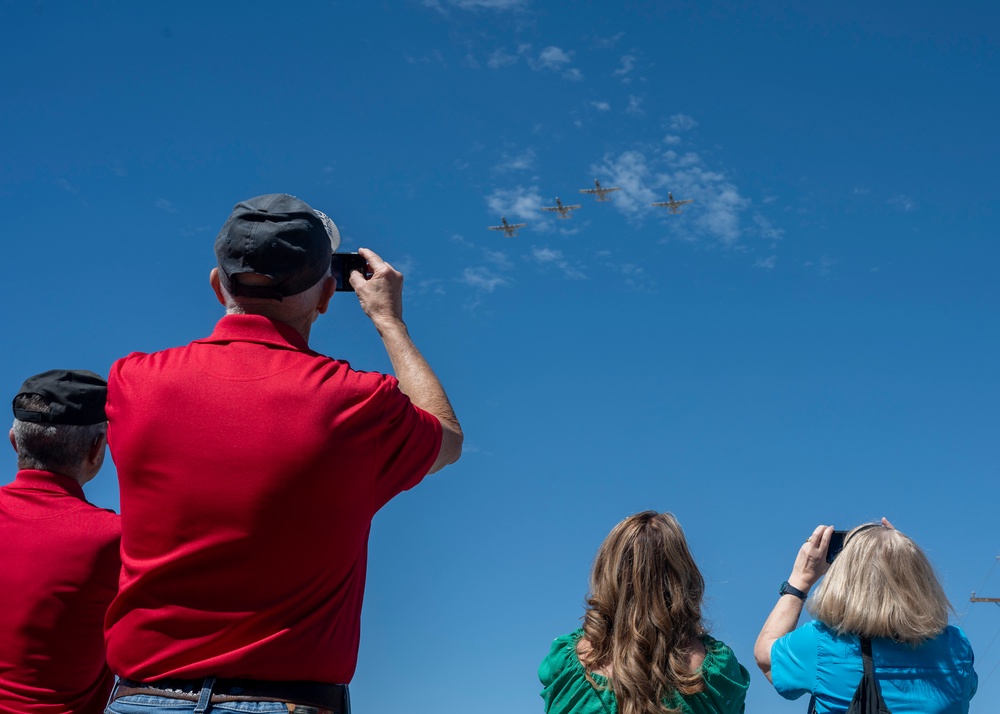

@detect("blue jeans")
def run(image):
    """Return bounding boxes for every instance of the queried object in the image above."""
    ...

[105,679,292,714]
[107,697,289,714]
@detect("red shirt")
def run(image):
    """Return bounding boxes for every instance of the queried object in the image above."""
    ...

[0,470,121,714]
[104,314,442,684]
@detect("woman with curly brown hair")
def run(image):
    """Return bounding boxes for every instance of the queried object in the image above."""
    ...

[539,511,750,714]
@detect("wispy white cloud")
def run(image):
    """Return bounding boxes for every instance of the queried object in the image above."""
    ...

[155,198,177,213]
[425,0,527,12]
[662,134,682,145]
[454,0,526,8]
[626,95,644,116]
[589,150,659,219]
[888,194,916,211]
[754,255,777,269]
[487,46,524,68]
[590,139,755,246]
[486,185,544,221]
[494,147,536,173]
[590,100,611,112]
[753,214,784,242]
[487,44,584,80]
[413,278,447,296]
[804,255,837,276]
[451,235,517,300]
[613,54,636,82]
[694,183,748,244]
[667,113,698,131]
[533,46,583,80]
[537,46,571,70]
[592,32,625,49]
[404,49,447,66]
[530,246,587,280]
[460,266,510,292]
[56,179,79,194]
[618,262,654,292]
[483,249,514,270]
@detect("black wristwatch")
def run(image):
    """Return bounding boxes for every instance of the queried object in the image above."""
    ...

[779,580,808,601]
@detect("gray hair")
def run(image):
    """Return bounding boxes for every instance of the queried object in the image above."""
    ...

[11,394,105,473]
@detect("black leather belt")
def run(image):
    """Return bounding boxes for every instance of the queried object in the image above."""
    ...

[114,677,349,714]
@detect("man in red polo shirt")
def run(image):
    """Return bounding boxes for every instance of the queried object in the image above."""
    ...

[1,370,121,713]
[104,194,463,714]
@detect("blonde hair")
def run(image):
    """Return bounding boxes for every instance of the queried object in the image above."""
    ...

[581,511,706,714]
[809,523,951,645]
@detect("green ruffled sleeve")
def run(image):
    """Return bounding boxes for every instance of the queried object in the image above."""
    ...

[677,636,750,714]
[539,630,617,714]
[538,631,748,714]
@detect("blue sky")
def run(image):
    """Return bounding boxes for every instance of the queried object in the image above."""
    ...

[2,1,999,711]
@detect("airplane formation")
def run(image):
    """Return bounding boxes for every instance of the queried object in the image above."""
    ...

[488,179,693,236]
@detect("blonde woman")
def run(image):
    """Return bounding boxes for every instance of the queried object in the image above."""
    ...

[539,511,750,714]
[755,520,978,713]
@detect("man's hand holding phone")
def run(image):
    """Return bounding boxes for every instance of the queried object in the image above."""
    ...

[350,247,404,327]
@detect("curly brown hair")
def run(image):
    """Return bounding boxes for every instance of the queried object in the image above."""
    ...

[580,511,707,714]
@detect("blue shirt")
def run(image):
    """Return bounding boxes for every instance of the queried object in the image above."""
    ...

[771,621,977,714]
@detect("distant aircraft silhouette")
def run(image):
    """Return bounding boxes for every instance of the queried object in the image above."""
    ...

[541,197,582,219]
[652,192,693,214]
[488,217,527,238]
[579,179,621,202]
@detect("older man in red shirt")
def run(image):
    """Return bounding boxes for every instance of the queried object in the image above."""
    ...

[104,194,463,714]
[1,370,121,714]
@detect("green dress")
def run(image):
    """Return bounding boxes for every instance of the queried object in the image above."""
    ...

[538,629,750,714]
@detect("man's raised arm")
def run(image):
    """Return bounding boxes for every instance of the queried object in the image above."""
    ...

[351,247,463,474]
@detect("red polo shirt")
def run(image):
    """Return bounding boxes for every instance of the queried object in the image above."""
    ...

[104,314,442,684]
[0,470,121,714]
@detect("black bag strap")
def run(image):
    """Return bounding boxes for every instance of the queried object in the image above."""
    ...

[844,637,892,714]
[860,637,876,680]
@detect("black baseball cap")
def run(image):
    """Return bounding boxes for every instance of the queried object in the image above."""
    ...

[214,193,340,301]
[12,370,108,426]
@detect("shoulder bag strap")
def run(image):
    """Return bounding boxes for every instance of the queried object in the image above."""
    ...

[859,637,893,714]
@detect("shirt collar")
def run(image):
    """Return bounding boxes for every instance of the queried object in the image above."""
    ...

[11,469,86,500]
[195,314,311,352]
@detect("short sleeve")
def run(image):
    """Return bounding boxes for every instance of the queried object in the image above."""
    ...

[771,622,820,701]
[954,627,978,701]
[369,376,443,510]
[538,631,611,714]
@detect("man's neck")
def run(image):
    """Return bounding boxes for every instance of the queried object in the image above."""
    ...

[226,308,313,343]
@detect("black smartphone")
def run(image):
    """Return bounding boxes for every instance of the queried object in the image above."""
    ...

[826,530,848,564]
[331,253,373,292]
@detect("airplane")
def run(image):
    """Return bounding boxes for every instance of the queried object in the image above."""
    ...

[579,179,621,202]
[651,192,693,214]
[541,197,582,219]
[487,217,527,238]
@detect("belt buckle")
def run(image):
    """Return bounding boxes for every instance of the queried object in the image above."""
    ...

[286,706,325,714]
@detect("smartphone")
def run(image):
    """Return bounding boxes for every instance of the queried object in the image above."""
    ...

[826,530,848,564]
[331,253,373,292]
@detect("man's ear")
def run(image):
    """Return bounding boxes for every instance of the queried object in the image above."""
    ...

[88,432,107,468]
[9,429,17,455]
[316,275,336,315]
[210,268,227,306]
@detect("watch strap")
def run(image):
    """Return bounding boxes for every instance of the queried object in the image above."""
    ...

[779,580,808,600]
